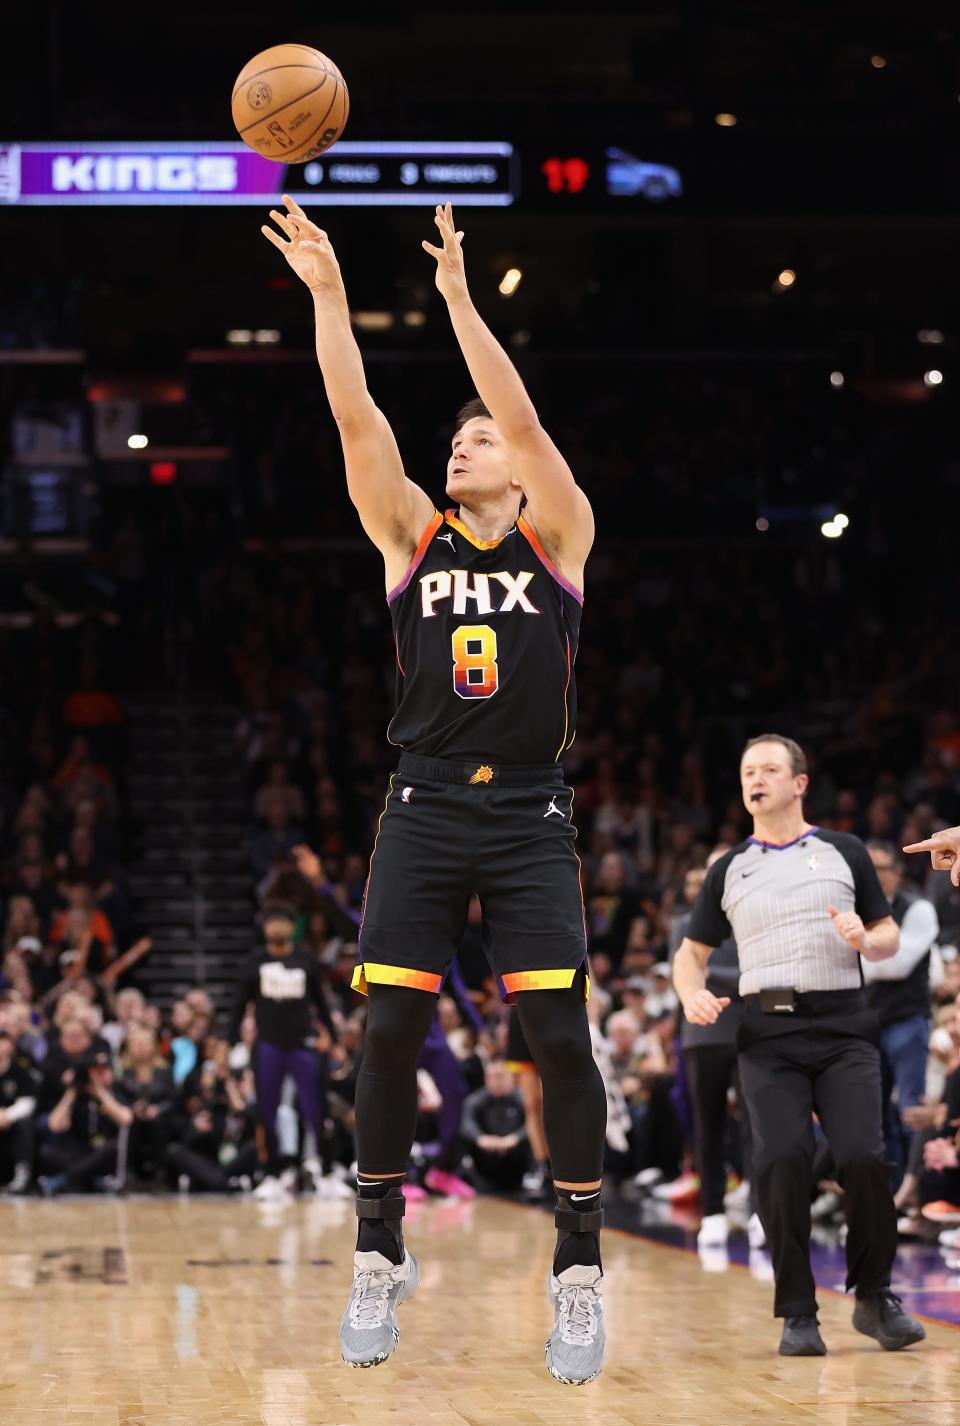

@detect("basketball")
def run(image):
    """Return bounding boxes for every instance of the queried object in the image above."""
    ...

[231,44,349,163]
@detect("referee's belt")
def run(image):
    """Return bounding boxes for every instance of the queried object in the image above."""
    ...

[743,987,866,1016]
[397,752,564,787]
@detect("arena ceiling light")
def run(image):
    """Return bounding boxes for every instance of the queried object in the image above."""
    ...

[715,113,737,127]
[924,369,944,387]
[829,371,845,387]
[226,329,253,344]
[918,330,945,344]
[499,268,523,297]
[774,268,797,292]
[821,521,842,539]
[352,312,394,331]
[127,433,149,450]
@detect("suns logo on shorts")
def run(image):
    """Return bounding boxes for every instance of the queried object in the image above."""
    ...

[469,765,494,784]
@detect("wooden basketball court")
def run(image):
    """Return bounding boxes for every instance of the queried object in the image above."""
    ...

[0,1195,956,1425]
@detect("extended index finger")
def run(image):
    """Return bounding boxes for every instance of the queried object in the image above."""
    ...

[283,193,307,218]
[903,839,938,853]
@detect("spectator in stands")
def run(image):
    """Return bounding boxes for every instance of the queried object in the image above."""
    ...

[461,1061,529,1190]
[248,804,303,883]
[37,1047,133,1194]
[0,1028,39,1193]
[164,1038,258,1193]
[118,1025,174,1184]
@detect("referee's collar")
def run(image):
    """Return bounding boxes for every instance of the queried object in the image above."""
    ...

[747,825,820,851]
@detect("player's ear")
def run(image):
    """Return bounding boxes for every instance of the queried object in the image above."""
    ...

[796,773,809,799]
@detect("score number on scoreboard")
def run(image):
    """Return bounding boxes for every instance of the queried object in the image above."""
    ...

[538,149,683,203]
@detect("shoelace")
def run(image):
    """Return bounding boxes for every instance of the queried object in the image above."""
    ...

[349,1269,394,1329]
[557,1284,600,1346]
[878,1290,905,1318]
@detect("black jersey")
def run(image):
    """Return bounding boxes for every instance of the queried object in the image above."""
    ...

[230,947,335,1050]
[386,508,583,764]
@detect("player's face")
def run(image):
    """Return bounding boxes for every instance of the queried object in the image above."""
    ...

[739,742,807,817]
[446,418,516,502]
[264,920,295,956]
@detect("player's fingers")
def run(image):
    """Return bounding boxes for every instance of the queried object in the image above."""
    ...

[269,208,301,239]
[826,904,839,918]
[952,861,960,888]
[903,839,937,853]
[261,225,289,251]
[282,193,307,217]
[717,998,731,1008]
[422,240,442,257]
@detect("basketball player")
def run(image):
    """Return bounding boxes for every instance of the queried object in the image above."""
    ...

[262,197,607,1383]
[229,906,337,1199]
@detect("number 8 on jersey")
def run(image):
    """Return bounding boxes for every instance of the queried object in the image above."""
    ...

[453,624,499,699]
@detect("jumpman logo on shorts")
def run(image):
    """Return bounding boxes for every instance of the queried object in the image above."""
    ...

[544,797,564,819]
[436,531,456,550]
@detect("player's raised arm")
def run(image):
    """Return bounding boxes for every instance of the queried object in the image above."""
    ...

[422,203,594,568]
[263,196,434,565]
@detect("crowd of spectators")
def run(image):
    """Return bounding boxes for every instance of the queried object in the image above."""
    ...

[2,343,960,1213]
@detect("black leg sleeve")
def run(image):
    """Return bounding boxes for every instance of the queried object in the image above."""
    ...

[515,972,606,1183]
[355,984,438,1176]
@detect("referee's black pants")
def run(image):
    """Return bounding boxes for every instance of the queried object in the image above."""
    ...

[738,992,897,1319]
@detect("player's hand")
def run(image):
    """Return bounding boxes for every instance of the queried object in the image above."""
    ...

[903,827,960,886]
[261,195,344,295]
[293,844,324,884]
[683,990,731,1025]
[827,905,867,951]
[422,202,469,306]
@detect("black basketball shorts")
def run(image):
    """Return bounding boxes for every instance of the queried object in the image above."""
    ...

[353,752,587,1000]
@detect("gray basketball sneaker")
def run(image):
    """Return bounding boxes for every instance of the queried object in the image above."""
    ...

[545,1264,606,1385]
[339,1249,419,1368]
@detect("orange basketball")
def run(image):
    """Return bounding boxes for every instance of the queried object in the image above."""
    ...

[231,44,349,163]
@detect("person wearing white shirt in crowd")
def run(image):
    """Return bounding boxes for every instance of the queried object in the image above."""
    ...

[862,842,939,1179]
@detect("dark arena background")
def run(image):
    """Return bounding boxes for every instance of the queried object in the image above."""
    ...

[2,3,960,1421]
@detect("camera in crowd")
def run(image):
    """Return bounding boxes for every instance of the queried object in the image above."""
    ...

[71,1048,111,1093]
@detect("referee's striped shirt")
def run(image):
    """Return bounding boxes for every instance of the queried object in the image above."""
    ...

[687,828,891,994]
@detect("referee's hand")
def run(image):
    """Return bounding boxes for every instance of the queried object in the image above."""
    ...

[827,905,867,950]
[683,990,731,1025]
[903,827,960,886]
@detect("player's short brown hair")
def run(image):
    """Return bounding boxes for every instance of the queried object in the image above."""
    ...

[741,734,808,777]
[454,397,492,433]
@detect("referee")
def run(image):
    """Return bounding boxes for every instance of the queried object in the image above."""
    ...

[673,734,925,1357]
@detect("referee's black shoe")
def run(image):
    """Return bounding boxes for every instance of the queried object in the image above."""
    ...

[852,1290,926,1350]
[779,1315,827,1356]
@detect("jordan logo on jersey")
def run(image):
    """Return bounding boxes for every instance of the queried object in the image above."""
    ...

[259,963,307,1001]
[420,569,540,618]
[436,532,456,550]
[544,797,564,818]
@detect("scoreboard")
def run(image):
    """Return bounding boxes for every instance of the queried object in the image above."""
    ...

[0,140,683,209]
